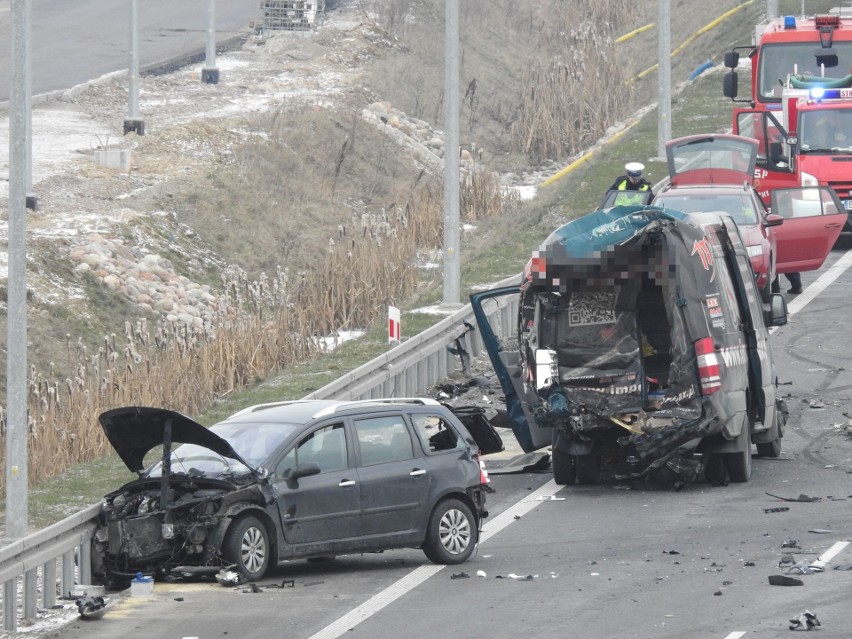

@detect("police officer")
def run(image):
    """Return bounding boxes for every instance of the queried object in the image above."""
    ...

[609,162,654,199]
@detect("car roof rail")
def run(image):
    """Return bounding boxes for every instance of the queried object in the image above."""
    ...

[311,397,440,419]
[229,399,320,418]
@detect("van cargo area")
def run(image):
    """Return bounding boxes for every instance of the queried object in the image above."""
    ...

[471,205,791,485]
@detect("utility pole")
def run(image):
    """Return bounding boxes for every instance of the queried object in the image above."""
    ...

[202,0,220,84]
[441,0,460,308]
[124,0,145,135]
[657,0,672,159]
[6,0,30,585]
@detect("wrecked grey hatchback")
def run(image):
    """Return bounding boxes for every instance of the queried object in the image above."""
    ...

[91,400,491,588]
[472,206,794,486]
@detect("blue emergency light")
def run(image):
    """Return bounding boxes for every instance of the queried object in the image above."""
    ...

[809,88,845,100]
[784,15,796,29]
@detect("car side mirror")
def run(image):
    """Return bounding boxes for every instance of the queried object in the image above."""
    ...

[765,213,784,227]
[765,293,788,327]
[290,462,321,480]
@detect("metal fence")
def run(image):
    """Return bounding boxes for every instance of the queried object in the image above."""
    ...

[0,279,519,631]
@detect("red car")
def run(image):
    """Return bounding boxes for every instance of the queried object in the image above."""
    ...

[652,134,845,300]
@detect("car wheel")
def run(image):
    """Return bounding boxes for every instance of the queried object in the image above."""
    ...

[756,438,782,458]
[725,428,753,483]
[575,454,600,485]
[223,515,271,581]
[423,499,477,565]
[551,445,577,485]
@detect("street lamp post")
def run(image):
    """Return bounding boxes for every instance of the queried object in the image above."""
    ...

[124,0,145,135]
[202,0,220,84]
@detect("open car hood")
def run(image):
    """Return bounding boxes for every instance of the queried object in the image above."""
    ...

[666,133,757,187]
[99,406,249,474]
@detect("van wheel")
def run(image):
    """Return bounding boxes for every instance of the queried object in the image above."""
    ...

[726,429,753,483]
[551,447,577,485]
[575,454,600,485]
[704,454,728,485]
[756,438,781,458]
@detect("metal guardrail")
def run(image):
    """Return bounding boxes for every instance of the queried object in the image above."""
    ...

[0,277,520,631]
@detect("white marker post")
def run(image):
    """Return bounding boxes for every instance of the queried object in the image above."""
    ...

[388,306,401,344]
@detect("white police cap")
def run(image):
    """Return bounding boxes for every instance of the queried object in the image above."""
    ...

[625,162,645,177]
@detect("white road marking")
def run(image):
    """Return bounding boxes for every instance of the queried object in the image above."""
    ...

[307,480,560,639]
[811,540,850,570]
[770,249,852,334]
[722,632,746,639]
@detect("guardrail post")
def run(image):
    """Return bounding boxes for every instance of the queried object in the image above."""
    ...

[78,541,92,585]
[23,568,36,620]
[43,559,56,609]
[4,579,17,632]
[416,359,428,395]
[61,550,75,598]
[499,305,511,340]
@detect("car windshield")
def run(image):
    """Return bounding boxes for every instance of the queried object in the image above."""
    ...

[799,108,852,153]
[654,193,759,225]
[757,41,852,102]
[145,421,300,478]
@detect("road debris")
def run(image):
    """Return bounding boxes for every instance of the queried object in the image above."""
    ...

[768,575,804,586]
[76,596,113,620]
[764,507,789,513]
[766,492,822,502]
[789,610,820,630]
[781,538,801,548]
[496,573,538,581]
[785,563,822,575]
[450,572,470,579]
[215,569,244,587]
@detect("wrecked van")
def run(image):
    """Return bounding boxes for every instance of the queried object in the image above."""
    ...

[472,205,796,485]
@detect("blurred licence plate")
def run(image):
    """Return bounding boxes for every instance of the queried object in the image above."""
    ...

[845,199,852,211]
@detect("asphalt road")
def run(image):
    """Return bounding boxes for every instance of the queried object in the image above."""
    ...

[51,238,852,639]
[0,0,262,104]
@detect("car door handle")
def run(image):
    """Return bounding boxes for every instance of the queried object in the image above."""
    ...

[339,479,356,487]
[409,469,426,476]
[825,222,842,228]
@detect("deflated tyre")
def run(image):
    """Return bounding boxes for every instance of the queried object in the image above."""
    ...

[423,499,477,564]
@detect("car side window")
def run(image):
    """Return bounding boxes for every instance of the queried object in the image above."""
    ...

[411,413,461,453]
[354,415,413,466]
[276,423,347,478]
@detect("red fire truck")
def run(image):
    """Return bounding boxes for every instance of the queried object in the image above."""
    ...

[722,10,852,230]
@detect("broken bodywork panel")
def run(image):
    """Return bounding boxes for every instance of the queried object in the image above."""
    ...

[472,206,788,483]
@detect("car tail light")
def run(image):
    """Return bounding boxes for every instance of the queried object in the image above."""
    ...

[530,253,546,277]
[476,453,491,486]
[695,337,722,395]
